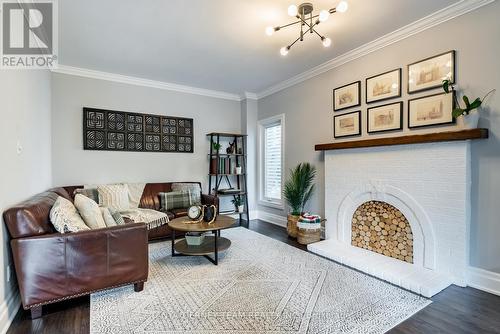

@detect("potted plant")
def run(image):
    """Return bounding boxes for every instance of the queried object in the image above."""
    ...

[442,79,495,129]
[231,196,244,213]
[212,141,222,153]
[283,162,316,238]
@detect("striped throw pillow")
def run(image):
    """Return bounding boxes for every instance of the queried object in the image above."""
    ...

[159,191,192,211]
[97,184,130,211]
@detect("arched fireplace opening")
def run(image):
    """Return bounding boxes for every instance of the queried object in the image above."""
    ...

[351,201,413,263]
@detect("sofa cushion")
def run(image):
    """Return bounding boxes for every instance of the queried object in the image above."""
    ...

[50,197,90,233]
[97,184,130,211]
[74,194,106,229]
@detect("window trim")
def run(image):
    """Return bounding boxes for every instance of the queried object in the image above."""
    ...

[258,113,285,210]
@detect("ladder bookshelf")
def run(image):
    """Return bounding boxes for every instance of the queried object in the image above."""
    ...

[207,132,250,225]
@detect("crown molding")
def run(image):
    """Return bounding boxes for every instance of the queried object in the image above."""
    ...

[51,65,243,102]
[243,92,259,100]
[255,0,495,99]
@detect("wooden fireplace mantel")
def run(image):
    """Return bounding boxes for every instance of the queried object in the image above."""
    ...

[315,128,488,151]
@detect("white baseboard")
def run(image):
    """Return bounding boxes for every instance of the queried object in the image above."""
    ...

[467,266,500,296]
[0,292,20,334]
[257,211,287,227]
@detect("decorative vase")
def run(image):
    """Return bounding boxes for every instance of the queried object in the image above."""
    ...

[457,110,480,129]
[237,205,244,213]
[287,214,299,238]
[235,166,242,174]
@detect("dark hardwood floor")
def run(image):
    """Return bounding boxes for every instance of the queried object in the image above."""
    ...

[7,220,500,334]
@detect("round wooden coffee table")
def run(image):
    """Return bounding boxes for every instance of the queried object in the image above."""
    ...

[168,215,235,265]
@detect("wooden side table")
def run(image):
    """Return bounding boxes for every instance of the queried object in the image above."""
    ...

[168,215,235,265]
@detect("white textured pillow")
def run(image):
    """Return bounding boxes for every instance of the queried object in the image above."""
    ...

[97,184,130,211]
[100,207,118,227]
[74,194,106,229]
[50,196,90,233]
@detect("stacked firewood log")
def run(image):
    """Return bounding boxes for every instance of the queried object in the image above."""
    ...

[351,201,413,263]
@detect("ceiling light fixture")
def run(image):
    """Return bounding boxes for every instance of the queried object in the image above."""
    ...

[266,1,348,56]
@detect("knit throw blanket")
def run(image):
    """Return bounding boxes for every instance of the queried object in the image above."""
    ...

[119,208,169,230]
[85,183,168,230]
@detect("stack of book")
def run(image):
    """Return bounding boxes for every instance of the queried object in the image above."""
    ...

[210,157,232,174]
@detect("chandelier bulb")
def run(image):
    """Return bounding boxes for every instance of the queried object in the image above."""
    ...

[319,10,330,22]
[288,4,298,17]
[322,37,332,48]
[280,46,289,56]
[265,26,275,36]
[336,1,349,13]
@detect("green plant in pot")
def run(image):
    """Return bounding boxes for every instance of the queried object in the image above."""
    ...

[212,141,222,153]
[283,162,316,238]
[231,196,244,213]
[442,79,495,129]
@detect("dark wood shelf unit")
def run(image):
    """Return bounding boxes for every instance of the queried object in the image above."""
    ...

[315,129,488,151]
[217,191,247,196]
[206,132,247,138]
[208,153,246,157]
[208,132,250,225]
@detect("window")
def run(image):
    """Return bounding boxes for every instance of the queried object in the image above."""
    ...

[259,114,285,208]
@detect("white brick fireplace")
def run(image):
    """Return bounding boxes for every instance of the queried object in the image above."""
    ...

[308,141,471,297]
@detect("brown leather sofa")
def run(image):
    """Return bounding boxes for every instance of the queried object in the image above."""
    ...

[62,182,218,240]
[3,182,218,319]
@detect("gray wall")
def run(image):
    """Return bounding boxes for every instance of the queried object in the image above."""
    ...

[51,73,242,196]
[0,71,52,329]
[241,99,258,214]
[257,2,500,273]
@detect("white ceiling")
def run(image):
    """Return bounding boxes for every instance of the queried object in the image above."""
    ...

[59,0,460,96]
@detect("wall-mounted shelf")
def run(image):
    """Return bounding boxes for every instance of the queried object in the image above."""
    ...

[315,129,488,151]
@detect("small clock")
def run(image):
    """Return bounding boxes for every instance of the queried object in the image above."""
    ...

[187,205,203,221]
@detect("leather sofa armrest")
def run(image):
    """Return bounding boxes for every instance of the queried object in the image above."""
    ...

[11,223,148,309]
[201,193,219,210]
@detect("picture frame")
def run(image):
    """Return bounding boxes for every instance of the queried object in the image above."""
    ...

[333,81,361,112]
[367,101,403,134]
[366,68,401,104]
[407,50,455,94]
[334,111,361,138]
[408,92,455,129]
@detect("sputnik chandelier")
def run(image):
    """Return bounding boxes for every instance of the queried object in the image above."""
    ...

[266,1,349,56]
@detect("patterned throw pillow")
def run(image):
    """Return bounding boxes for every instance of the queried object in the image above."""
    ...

[100,207,117,227]
[159,191,192,211]
[74,194,107,229]
[74,188,99,203]
[97,184,130,211]
[171,183,202,205]
[108,207,125,225]
[50,196,90,233]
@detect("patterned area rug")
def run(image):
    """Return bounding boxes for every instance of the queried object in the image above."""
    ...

[91,227,430,333]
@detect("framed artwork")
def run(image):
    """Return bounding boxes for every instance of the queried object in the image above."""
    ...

[408,92,455,129]
[83,107,194,153]
[334,111,361,138]
[367,102,403,134]
[407,50,455,94]
[366,68,401,104]
[333,81,361,112]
